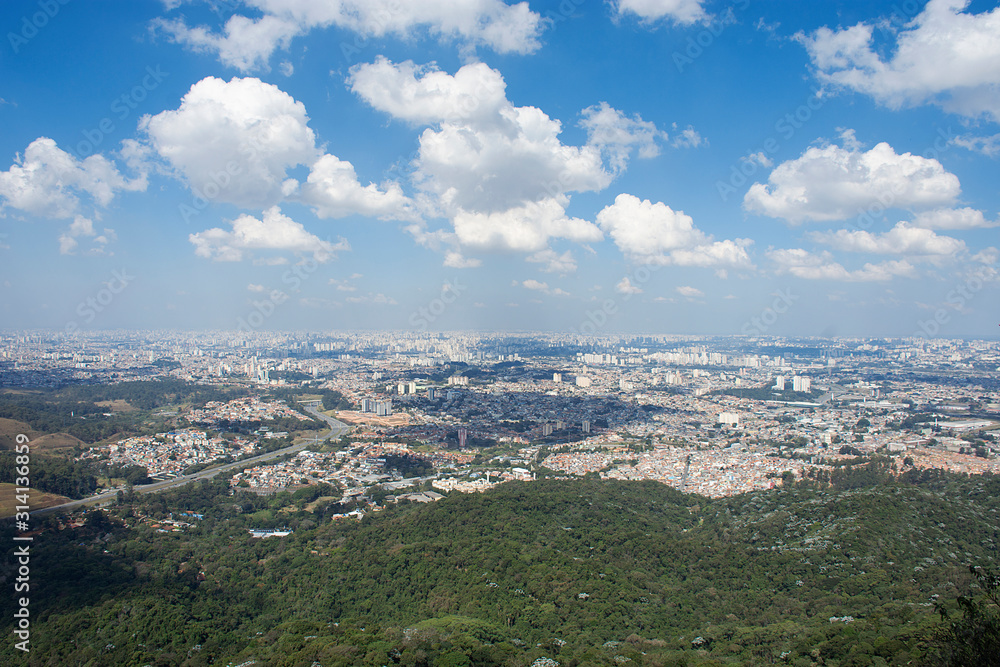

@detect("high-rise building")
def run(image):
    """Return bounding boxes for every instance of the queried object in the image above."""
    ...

[793,376,810,392]
[775,375,785,391]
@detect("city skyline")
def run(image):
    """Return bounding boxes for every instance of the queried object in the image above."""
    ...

[1,0,999,338]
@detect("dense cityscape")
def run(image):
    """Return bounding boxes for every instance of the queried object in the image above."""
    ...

[4,330,998,509]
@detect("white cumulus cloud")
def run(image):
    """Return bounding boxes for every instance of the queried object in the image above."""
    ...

[142,76,319,209]
[597,193,752,268]
[452,199,602,252]
[527,248,577,274]
[676,285,704,298]
[613,0,708,25]
[142,75,410,218]
[808,221,966,256]
[350,58,611,255]
[348,58,509,127]
[57,215,117,256]
[953,133,1000,157]
[768,247,917,281]
[521,279,549,291]
[0,137,146,219]
[580,101,668,173]
[912,207,1000,230]
[744,133,960,224]
[156,0,545,72]
[616,277,643,295]
[443,251,482,269]
[800,0,1000,121]
[297,154,412,220]
[189,206,347,262]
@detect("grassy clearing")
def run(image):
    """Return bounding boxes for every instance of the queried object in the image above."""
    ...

[0,482,71,517]
[0,417,38,450]
[30,432,86,457]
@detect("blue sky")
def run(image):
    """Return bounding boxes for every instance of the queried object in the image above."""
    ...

[1,0,998,338]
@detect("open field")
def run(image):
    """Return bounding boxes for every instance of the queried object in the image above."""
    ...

[304,495,340,512]
[333,410,412,427]
[30,432,86,457]
[95,399,139,412]
[0,483,72,517]
[0,417,38,450]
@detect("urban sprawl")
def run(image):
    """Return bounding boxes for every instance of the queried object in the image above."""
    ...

[5,331,999,515]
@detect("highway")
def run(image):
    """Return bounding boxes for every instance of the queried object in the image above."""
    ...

[30,402,350,516]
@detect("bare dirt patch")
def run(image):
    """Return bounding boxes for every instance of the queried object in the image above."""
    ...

[334,411,412,427]
[32,432,86,457]
[0,417,38,450]
[0,483,72,517]
[96,399,138,412]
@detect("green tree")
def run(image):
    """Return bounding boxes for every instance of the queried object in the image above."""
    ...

[924,566,1000,666]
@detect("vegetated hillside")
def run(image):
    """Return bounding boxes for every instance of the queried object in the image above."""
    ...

[0,382,324,500]
[2,471,997,666]
[0,416,39,450]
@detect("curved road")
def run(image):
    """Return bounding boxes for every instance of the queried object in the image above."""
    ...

[31,403,350,516]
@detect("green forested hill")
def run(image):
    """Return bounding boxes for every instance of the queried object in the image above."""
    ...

[2,471,998,666]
